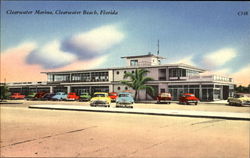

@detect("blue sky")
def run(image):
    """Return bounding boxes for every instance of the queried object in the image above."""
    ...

[1,1,250,84]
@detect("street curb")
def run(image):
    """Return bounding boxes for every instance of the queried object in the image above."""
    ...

[29,105,250,121]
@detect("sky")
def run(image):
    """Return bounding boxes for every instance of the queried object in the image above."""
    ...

[1,1,250,86]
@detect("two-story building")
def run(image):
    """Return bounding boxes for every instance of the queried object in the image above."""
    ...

[7,53,235,101]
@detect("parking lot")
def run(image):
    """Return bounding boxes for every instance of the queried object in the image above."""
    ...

[1,99,250,113]
[1,101,249,158]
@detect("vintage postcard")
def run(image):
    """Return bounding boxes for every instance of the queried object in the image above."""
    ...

[1,1,249,157]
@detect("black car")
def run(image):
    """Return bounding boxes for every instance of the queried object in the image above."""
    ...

[41,93,56,101]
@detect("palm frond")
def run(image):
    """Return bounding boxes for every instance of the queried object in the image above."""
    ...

[120,80,134,88]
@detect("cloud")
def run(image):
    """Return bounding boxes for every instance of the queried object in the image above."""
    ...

[176,56,196,66]
[50,55,109,72]
[61,25,125,59]
[231,64,250,86]
[26,24,124,69]
[26,40,77,69]
[202,66,250,86]
[203,68,231,76]
[0,42,47,82]
[0,42,109,82]
[202,48,237,68]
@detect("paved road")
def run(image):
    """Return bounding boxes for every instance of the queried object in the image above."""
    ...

[1,105,249,157]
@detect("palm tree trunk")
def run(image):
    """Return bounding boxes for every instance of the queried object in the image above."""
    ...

[134,90,138,101]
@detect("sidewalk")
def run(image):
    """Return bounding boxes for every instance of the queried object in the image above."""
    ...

[135,100,228,104]
[202,100,228,104]
[29,104,250,121]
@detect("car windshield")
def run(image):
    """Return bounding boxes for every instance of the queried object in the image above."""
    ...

[184,94,194,97]
[119,94,129,97]
[235,94,250,98]
[94,94,105,97]
[161,93,170,97]
[56,92,65,95]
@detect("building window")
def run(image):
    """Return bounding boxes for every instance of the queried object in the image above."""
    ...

[130,60,138,66]
[158,69,166,80]
[91,72,109,82]
[125,87,128,90]
[54,74,70,82]
[132,71,135,73]
[169,68,190,78]
[116,71,119,75]
[117,87,121,90]
[48,74,53,82]
[124,71,127,74]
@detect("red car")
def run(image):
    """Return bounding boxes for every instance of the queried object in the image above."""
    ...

[34,92,47,100]
[179,93,199,105]
[9,93,25,100]
[67,92,80,101]
[157,93,172,104]
[108,92,118,102]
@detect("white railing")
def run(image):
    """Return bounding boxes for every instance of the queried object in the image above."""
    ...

[188,75,233,82]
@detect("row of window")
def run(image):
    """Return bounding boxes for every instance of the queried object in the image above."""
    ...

[169,68,199,78]
[48,68,201,82]
[168,85,215,89]
[48,72,109,82]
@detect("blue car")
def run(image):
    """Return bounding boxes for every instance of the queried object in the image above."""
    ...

[51,92,67,101]
[116,92,134,108]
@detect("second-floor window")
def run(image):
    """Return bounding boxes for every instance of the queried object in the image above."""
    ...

[54,74,70,82]
[169,68,187,78]
[130,60,138,66]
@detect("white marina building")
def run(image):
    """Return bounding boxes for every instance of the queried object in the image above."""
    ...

[7,53,235,101]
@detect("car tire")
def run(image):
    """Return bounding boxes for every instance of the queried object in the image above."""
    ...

[195,102,198,105]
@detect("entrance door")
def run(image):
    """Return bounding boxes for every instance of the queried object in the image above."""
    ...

[223,86,229,100]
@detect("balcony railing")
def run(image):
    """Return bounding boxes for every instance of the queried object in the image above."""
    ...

[187,75,233,82]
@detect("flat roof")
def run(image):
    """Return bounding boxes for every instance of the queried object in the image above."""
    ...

[121,54,166,59]
[41,63,206,74]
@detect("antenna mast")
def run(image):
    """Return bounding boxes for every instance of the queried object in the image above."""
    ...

[157,40,160,55]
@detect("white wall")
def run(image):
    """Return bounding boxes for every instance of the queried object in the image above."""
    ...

[146,68,159,80]
[158,84,168,93]
[113,69,136,81]
[108,70,113,82]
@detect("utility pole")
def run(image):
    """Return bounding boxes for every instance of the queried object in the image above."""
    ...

[157,40,160,55]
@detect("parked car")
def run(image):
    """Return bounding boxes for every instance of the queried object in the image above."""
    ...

[156,92,172,104]
[79,92,91,102]
[227,93,250,106]
[179,93,199,105]
[116,92,134,108]
[51,92,67,101]
[41,93,56,101]
[90,92,111,107]
[25,92,36,100]
[108,92,118,102]
[33,92,47,100]
[66,92,80,101]
[9,93,25,100]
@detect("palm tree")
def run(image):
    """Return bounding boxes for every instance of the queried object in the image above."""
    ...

[121,69,155,101]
